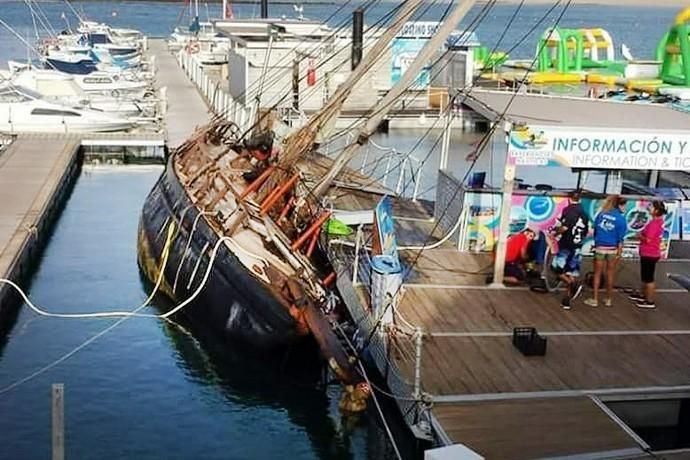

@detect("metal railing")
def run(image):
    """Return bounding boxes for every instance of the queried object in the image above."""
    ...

[177,50,253,133]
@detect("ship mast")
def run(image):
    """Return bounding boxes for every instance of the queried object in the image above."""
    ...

[271,0,425,178]
[312,0,478,199]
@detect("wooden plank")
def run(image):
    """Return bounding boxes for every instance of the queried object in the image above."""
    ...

[433,397,640,460]
[0,138,79,281]
[417,334,690,395]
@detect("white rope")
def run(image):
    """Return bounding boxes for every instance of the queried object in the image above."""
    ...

[0,230,245,395]
[0,233,233,321]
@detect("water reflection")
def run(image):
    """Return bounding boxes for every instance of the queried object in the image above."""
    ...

[0,167,390,460]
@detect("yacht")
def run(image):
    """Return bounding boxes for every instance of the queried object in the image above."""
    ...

[9,69,150,118]
[0,85,133,133]
[8,62,153,99]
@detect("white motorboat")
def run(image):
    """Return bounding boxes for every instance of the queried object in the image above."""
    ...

[7,62,153,99]
[9,69,149,118]
[0,85,134,133]
[78,21,143,42]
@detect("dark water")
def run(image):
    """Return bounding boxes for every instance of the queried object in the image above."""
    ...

[0,166,395,459]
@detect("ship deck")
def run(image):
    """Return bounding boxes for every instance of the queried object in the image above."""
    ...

[328,195,690,459]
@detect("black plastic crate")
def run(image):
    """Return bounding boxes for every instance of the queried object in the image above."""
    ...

[512,327,547,356]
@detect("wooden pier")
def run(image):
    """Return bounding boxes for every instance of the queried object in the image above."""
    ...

[148,38,211,148]
[329,186,690,459]
[0,135,80,315]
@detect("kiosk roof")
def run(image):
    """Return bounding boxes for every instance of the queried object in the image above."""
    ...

[462,89,690,131]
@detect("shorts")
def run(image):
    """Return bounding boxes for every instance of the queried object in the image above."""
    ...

[640,257,659,284]
[504,261,526,281]
[551,247,582,277]
[594,246,618,261]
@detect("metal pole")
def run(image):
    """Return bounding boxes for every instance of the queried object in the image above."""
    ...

[491,125,515,286]
[52,384,64,460]
[260,0,268,19]
[413,327,423,400]
[352,8,364,70]
[352,225,363,285]
[292,57,299,111]
[440,109,452,171]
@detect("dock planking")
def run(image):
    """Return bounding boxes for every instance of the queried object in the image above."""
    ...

[331,198,690,458]
[148,39,211,149]
[433,397,641,459]
[0,135,80,313]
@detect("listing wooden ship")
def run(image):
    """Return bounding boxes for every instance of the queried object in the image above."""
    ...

[136,0,450,380]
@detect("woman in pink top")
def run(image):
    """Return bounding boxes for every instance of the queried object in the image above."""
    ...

[629,201,667,309]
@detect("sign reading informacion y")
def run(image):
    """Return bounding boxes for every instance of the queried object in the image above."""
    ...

[508,126,690,170]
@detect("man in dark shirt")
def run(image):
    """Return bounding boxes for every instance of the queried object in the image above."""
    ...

[552,190,589,310]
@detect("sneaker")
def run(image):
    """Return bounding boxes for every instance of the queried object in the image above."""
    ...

[560,296,571,310]
[628,291,645,302]
[636,300,656,309]
[584,298,598,307]
[571,281,584,300]
[604,298,613,307]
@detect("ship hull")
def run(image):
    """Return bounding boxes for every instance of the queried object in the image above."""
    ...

[137,158,300,348]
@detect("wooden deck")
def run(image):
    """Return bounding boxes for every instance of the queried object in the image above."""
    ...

[0,135,80,312]
[330,195,690,458]
[148,38,211,149]
[433,397,641,459]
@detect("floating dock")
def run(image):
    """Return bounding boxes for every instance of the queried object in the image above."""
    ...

[0,135,80,315]
[326,87,690,458]
[332,200,690,459]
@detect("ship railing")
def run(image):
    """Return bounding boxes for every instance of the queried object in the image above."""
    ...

[335,244,429,433]
[347,133,428,201]
[338,229,429,431]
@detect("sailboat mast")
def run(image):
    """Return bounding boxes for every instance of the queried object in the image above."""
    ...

[272,0,424,176]
[312,0,478,199]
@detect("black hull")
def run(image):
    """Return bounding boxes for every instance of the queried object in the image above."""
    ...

[137,159,300,348]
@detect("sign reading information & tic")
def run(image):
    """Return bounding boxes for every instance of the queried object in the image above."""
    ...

[508,126,690,170]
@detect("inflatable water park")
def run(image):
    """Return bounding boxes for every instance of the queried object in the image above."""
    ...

[477,7,690,104]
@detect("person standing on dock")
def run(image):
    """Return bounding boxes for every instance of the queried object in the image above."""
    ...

[585,196,628,308]
[552,190,589,310]
[628,201,667,309]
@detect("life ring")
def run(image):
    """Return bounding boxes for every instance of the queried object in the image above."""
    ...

[186,42,200,54]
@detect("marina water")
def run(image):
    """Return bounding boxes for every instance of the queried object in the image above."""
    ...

[0,1,685,458]
[0,166,394,459]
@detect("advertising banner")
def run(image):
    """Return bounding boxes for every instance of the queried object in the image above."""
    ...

[461,192,678,259]
[508,126,690,171]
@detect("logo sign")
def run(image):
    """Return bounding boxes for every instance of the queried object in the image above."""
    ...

[508,125,690,171]
[398,21,441,38]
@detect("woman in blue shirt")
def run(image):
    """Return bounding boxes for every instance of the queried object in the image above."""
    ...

[585,196,628,307]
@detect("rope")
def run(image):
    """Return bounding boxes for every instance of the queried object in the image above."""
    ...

[0,227,243,321]
[0,221,177,320]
